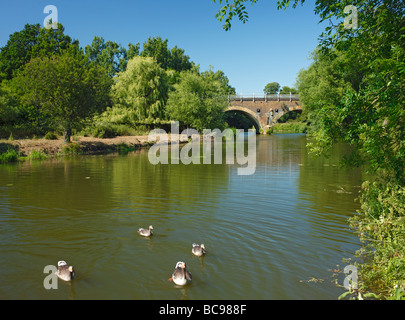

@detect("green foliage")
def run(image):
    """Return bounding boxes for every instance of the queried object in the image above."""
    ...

[279,85,298,94]
[0,82,20,126]
[111,56,169,122]
[272,122,307,133]
[0,147,19,163]
[201,66,236,94]
[116,143,136,154]
[11,50,112,143]
[62,143,82,155]
[263,82,280,95]
[44,132,58,140]
[141,36,194,73]
[85,36,139,77]
[0,23,78,81]
[166,70,228,132]
[213,0,259,31]
[349,178,405,298]
[27,150,48,160]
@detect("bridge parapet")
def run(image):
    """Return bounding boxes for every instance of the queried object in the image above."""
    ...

[228,94,300,103]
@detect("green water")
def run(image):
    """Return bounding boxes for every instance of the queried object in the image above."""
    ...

[0,134,362,299]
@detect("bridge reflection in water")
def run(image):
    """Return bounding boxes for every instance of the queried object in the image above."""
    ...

[226,94,302,133]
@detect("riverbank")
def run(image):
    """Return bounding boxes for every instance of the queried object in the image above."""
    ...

[0,134,190,162]
[271,121,308,134]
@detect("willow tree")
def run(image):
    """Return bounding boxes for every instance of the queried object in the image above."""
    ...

[11,50,111,143]
[111,56,169,123]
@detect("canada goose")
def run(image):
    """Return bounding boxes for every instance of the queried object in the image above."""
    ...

[168,261,192,286]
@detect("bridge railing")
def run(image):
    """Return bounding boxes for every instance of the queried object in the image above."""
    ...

[228,94,300,102]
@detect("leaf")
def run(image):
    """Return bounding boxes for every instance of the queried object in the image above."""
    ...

[338,291,352,300]
[363,293,380,299]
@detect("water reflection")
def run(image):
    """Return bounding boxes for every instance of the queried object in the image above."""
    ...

[0,135,362,299]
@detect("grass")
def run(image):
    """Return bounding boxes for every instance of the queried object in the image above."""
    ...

[27,150,49,160]
[272,121,308,133]
[0,148,20,163]
[61,143,82,155]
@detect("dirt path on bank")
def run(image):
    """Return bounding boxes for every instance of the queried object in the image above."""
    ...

[0,134,189,156]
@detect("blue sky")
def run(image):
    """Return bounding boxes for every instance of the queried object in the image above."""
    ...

[0,0,328,94]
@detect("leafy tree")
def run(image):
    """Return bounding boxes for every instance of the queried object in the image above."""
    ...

[127,42,141,60]
[166,70,228,132]
[201,66,236,94]
[263,82,280,94]
[0,23,77,81]
[11,50,111,143]
[0,82,19,126]
[111,56,169,122]
[141,37,171,70]
[279,86,298,94]
[170,46,194,72]
[85,36,140,77]
[141,36,193,72]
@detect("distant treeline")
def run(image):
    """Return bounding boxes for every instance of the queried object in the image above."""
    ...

[0,23,236,142]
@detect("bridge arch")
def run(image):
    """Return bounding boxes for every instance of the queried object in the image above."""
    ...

[272,108,303,123]
[225,106,262,132]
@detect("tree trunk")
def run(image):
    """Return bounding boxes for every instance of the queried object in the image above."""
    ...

[64,128,72,144]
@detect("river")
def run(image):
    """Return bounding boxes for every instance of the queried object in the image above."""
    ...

[0,134,362,299]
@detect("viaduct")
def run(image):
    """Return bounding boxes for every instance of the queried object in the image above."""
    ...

[226,94,302,133]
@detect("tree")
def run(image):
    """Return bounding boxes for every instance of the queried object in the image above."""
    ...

[0,82,19,127]
[166,70,228,132]
[263,82,280,94]
[85,36,140,77]
[141,37,171,70]
[279,86,298,94]
[11,50,111,143]
[201,67,236,95]
[141,36,193,72]
[213,0,405,298]
[111,56,169,122]
[170,46,194,72]
[0,23,77,81]
[127,42,140,61]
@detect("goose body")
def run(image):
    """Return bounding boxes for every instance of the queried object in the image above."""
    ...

[55,261,75,281]
[169,261,192,286]
[192,243,206,257]
[138,225,153,237]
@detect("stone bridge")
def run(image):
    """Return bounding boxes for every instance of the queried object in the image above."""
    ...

[226,94,302,133]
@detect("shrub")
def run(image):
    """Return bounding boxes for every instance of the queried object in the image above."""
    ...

[0,148,19,163]
[27,150,48,160]
[44,132,58,140]
[62,143,82,155]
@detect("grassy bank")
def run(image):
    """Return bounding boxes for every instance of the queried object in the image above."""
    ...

[271,121,308,134]
[0,133,191,164]
[0,136,147,164]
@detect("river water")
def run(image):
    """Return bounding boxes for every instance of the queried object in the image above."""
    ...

[0,134,362,300]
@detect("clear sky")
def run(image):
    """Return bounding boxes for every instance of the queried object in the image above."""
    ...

[0,0,328,94]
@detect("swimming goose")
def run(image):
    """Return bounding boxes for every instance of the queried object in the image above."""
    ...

[56,261,76,281]
[169,261,192,286]
[138,225,153,237]
[192,243,206,257]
